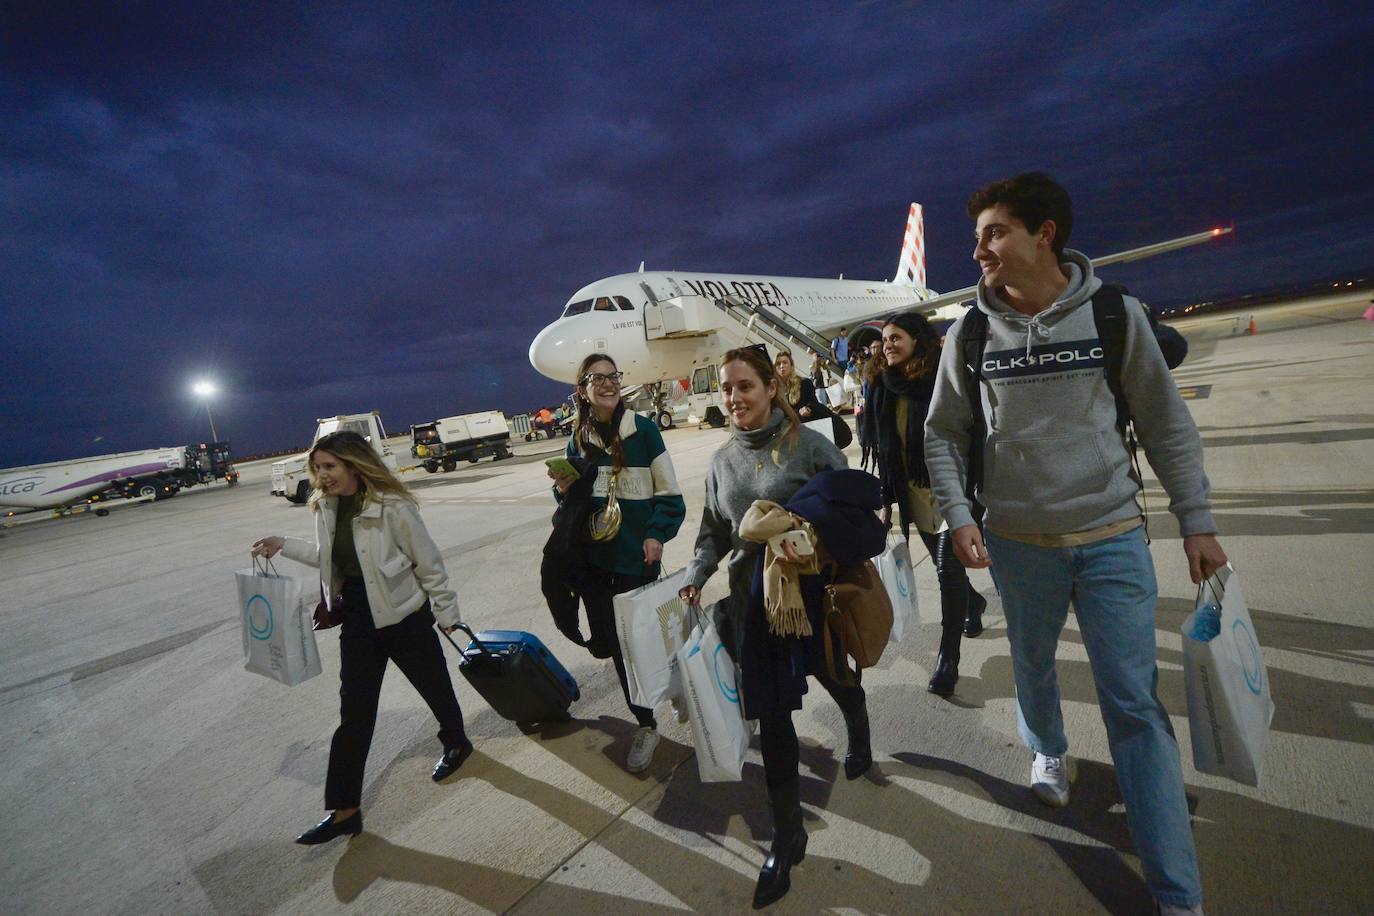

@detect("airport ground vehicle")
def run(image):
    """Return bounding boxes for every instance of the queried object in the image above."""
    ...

[411,411,513,472]
[0,442,239,516]
[270,412,398,504]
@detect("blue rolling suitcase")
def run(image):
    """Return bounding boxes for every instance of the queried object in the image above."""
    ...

[443,625,579,724]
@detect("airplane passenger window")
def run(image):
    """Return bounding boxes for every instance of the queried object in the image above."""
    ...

[594,297,616,312]
[615,296,633,310]
[563,300,593,317]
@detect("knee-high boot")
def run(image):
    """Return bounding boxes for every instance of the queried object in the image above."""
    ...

[964,582,988,637]
[927,586,965,697]
[753,776,806,909]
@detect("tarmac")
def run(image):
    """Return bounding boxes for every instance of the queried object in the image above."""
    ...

[2,290,1372,914]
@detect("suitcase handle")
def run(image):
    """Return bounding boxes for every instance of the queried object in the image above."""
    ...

[439,622,496,659]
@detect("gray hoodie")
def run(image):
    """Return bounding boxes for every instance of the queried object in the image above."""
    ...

[923,250,1217,538]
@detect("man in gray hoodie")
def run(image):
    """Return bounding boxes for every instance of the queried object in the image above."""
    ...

[923,172,1226,915]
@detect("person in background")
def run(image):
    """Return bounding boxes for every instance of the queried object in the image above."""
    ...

[830,326,850,372]
[862,313,987,698]
[776,349,853,449]
[548,352,686,773]
[251,430,472,846]
[924,171,1226,915]
[679,345,868,909]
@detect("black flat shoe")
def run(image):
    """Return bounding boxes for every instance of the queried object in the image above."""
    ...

[927,652,959,697]
[296,810,362,845]
[432,740,474,782]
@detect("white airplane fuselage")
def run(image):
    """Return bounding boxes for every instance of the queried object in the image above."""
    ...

[528,270,951,386]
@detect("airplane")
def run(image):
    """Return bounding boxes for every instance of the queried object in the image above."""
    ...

[527,204,1231,423]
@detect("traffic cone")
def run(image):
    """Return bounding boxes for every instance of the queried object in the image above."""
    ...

[1247,316,1258,335]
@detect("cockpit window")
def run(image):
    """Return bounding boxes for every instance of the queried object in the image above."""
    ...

[593,297,616,312]
[562,299,592,317]
[615,296,633,311]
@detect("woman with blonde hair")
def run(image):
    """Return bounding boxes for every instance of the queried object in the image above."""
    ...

[251,430,472,845]
[679,345,869,909]
[775,349,853,449]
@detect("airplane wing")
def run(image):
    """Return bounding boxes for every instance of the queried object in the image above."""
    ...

[811,226,1233,334]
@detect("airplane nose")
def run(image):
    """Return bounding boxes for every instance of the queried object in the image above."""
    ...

[528,320,582,384]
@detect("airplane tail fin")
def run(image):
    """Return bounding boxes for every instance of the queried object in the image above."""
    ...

[893,202,927,296]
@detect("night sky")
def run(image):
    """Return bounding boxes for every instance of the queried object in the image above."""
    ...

[4,2,1372,467]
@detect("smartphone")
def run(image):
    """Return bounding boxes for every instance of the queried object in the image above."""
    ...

[545,456,581,480]
[770,529,815,557]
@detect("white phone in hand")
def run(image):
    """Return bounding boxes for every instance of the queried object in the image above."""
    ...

[769,528,815,557]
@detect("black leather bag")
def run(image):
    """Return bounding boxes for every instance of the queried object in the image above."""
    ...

[312,584,341,631]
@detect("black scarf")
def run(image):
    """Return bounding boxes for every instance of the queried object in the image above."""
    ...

[861,367,935,530]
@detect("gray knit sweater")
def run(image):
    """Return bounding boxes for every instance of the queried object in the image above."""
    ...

[685,409,848,613]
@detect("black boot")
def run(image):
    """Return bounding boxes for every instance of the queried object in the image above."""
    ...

[753,777,807,909]
[963,586,987,638]
[928,581,967,697]
[927,627,962,697]
[841,696,872,780]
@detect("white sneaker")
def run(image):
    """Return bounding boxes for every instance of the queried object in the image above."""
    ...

[1031,753,1071,807]
[626,726,660,773]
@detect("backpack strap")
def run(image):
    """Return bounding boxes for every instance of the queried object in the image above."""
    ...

[1091,283,1151,542]
[958,308,990,501]
[1091,283,1131,435]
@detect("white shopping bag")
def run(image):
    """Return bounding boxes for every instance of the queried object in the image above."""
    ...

[875,534,919,642]
[826,383,846,408]
[236,560,321,686]
[1181,565,1274,786]
[613,569,690,708]
[678,610,749,782]
[803,417,835,443]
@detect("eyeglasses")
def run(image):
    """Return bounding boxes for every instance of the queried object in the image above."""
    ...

[581,371,624,387]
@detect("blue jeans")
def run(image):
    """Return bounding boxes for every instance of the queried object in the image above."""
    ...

[986,527,1201,907]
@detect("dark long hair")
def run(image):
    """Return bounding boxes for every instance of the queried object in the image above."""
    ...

[572,352,625,470]
[882,312,942,380]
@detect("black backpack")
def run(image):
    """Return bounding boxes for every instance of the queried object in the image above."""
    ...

[957,283,1186,502]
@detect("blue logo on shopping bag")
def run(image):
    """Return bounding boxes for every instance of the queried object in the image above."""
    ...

[713,643,739,704]
[895,555,910,598]
[246,594,274,640]
[1232,618,1264,695]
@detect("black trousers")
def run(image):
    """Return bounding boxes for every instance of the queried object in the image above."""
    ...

[757,669,865,787]
[581,566,658,730]
[324,577,467,810]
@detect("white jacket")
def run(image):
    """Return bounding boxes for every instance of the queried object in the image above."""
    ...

[279,493,460,629]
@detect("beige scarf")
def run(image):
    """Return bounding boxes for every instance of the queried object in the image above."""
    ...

[740,500,821,637]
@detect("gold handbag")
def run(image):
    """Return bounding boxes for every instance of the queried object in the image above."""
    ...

[587,470,622,542]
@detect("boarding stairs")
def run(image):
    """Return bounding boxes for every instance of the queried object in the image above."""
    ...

[643,292,839,372]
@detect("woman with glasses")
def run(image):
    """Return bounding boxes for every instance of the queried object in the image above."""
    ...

[547,353,686,773]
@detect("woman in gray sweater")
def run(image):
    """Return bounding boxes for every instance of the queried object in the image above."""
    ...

[679,345,869,910]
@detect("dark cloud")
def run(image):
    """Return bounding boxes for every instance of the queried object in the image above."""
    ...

[3,1,1373,464]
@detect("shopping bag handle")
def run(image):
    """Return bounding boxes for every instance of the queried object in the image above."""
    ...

[1195,562,1235,608]
[252,555,279,577]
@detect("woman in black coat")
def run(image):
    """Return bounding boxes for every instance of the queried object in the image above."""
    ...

[775,350,852,449]
[860,312,987,697]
